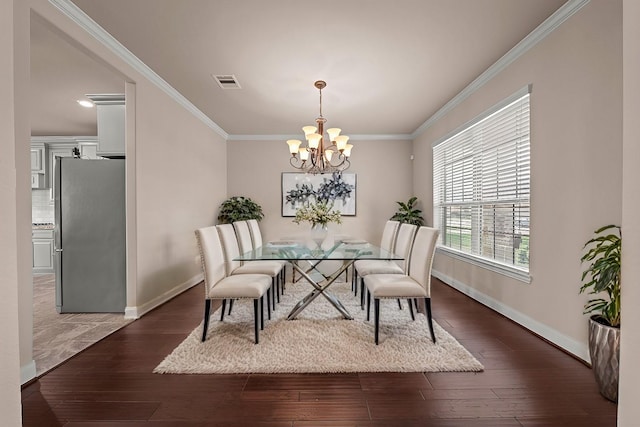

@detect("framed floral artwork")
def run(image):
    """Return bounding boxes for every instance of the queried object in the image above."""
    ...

[281,172,356,216]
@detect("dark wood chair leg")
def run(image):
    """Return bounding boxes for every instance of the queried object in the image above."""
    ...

[272,278,277,310]
[397,298,403,310]
[360,279,366,309]
[353,270,358,294]
[366,289,371,321]
[425,297,436,343]
[266,289,271,320]
[220,299,227,321]
[275,277,280,304]
[253,299,259,344]
[374,298,380,345]
[202,300,211,342]
[228,299,234,315]
[407,298,415,320]
[260,296,264,330]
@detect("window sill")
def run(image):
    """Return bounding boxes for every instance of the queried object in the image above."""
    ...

[435,246,531,284]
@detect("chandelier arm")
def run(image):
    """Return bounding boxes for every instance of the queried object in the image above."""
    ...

[289,156,306,170]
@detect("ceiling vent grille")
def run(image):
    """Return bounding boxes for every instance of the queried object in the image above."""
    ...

[213,74,241,89]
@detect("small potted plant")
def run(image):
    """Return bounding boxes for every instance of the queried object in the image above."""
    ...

[217,196,264,224]
[580,224,621,402]
[390,196,425,226]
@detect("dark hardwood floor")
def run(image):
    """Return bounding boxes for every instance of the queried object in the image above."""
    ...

[21,277,618,426]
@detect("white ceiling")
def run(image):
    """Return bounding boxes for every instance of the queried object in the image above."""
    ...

[31,0,568,137]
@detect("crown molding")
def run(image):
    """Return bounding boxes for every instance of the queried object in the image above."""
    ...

[226,133,413,142]
[49,0,588,143]
[411,0,591,139]
[48,0,229,140]
[31,135,98,144]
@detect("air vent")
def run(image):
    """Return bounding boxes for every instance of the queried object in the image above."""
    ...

[213,74,242,89]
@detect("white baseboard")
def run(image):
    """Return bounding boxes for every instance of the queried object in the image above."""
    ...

[124,273,203,319]
[432,269,590,363]
[21,360,36,385]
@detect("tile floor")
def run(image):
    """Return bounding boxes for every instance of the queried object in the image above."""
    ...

[32,273,132,376]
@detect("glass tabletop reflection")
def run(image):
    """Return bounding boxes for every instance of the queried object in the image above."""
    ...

[235,239,402,262]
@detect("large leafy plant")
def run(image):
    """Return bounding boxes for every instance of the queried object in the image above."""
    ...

[390,196,425,226]
[580,224,621,327]
[217,196,264,224]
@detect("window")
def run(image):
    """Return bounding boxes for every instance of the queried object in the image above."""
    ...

[433,87,530,281]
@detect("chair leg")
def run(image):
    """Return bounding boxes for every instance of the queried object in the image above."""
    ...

[266,289,272,320]
[228,299,234,315]
[254,299,259,344]
[366,289,371,321]
[360,279,366,309]
[275,276,280,304]
[374,298,380,345]
[201,300,211,342]
[425,297,436,343]
[220,299,227,321]
[260,296,265,330]
[353,270,358,294]
[407,298,415,321]
[397,298,403,310]
[272,278,277,311]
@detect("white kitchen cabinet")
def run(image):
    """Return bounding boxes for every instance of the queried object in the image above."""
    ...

[31,143,46,188]
[48,144,76,198]
[87,94,125,156]
[32,229,54,273]
[31,173,45,189]
[31,144,45,172]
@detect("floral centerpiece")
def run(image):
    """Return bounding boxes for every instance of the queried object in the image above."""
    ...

[293,201,342,228]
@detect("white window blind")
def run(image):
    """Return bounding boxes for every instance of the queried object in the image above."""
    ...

[433,90,530,278]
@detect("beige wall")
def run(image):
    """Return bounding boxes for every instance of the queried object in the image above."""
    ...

[226,139,413,243]
[619,0,640,423]
[413,0,623,361]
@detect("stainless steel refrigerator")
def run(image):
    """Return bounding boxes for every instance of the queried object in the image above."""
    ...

[54,157,126,313]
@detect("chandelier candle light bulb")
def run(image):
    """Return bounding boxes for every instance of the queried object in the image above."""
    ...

[286,80,353,174]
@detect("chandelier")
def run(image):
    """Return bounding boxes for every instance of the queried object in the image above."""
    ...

[286,80,353,174]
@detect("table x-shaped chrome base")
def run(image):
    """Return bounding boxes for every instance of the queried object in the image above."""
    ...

[287,260,354,320]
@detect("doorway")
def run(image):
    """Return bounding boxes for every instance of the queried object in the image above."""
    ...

[30,14,129,376]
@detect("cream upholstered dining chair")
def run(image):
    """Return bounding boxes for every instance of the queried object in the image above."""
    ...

[355,222,417,309]
[247,219,287,288]
[217,223,283,319]
[195,225,272,344]
[352,220,399,295]
[364,226,439,345]
[233,220,285,307]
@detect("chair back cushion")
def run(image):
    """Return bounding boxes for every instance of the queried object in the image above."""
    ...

[216,224,242,275]
[394,223,418,272]
[247,219,263,249]
[380,220,400,252]
[408,226,440,295]
[233,221,253,254]
[195,226,226,294]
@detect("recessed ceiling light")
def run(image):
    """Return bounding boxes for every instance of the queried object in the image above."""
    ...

[77,100,94,108]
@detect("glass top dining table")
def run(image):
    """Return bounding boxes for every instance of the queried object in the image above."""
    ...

[236,239,402,320]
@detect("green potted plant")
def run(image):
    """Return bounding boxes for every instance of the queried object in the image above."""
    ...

[217,196,264,224]
[580,224,621,402]
[390,196,425,226]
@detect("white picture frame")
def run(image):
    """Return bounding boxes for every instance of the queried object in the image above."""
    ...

[281,172,356,217]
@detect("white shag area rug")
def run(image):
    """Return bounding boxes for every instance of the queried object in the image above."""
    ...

[154,280,484,374]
